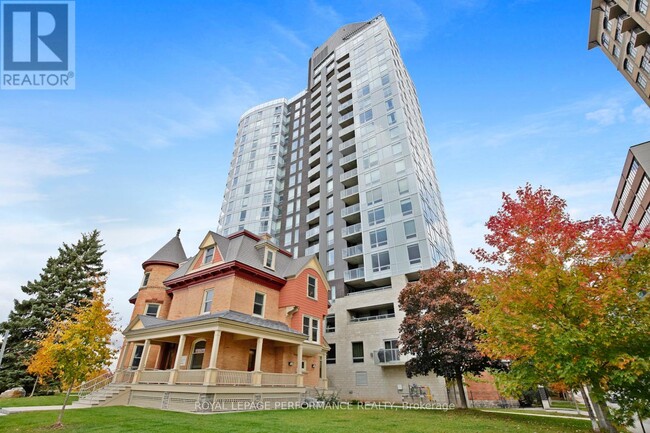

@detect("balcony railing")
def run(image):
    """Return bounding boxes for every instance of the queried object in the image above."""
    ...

[307,193,320,207]
[340,152,357,167]
[342,244,363,259]
[305,244,320,256]
[306,209,320,223]
[306,226,320,240]
[373,348,401,365]
[341,222,361,237]
[341,203,360,218]
[350,312,395,323]
[340,185,359,200]
[340,168,358,183]
[344,267,364,281]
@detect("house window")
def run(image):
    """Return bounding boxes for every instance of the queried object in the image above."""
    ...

[359,109,373,124]
[202,289,214,314]
[381,74,390,85]
[365,169,380,186]
[371,251,391,272]
[204,246,215,264]
[385,99,394,111]
[637,73,648,89]
[325,315,335,333]
[190,340,206,370]
[327,212,334,227]
[407,244,422,265]
[252,292,265,317]
[401,199,413,216]
[145,303,160,317]
[327,230,334,246]
[308,275,317,299]
[131,344,144,369]
[624,58,634,75]
[362,153,379,169]
[141,272,150,287]
[303,316,320,342]
[265,249,275,269]
[637,0,648,14]
[368,207,385,226]
[398,178,409,194]
[387,112,397,125]
[327,250,335,266]
[366,188,382,206]
[327,344,336,364]
[352,341,364,363]
[404,220,417,239]
[370,228,388,248]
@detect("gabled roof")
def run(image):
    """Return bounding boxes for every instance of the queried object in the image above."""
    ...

[131,310,305,336]
[164,230,321,287]
[143,230,187,269]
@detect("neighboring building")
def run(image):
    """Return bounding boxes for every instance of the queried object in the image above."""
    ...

[588,0,650,106]
[105,230,330,412]
[612,141,650,230]
[217,16,455,403]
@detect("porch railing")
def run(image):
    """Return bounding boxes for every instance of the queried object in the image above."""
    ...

[113,369,136,384]
[216,369,253,386]
[176,369,206,385]
[261,372,298,387]
[138,369,171,384]
[77,371,113,399]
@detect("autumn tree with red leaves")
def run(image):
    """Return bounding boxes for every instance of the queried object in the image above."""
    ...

[398,262,498,408]
[469,184,650,432]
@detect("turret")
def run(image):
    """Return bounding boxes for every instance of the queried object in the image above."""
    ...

[129,229,187,321]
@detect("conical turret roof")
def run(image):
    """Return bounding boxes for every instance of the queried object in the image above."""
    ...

[142,229,187,269]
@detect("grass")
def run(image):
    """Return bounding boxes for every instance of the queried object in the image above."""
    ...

[0,405,593,433]
[0,394,78,408]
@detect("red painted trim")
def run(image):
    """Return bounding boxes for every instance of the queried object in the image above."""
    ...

[164,260,286,293]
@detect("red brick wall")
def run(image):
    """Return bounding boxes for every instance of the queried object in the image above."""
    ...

[466,372,501,401]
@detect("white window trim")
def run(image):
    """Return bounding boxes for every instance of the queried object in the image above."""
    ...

[130,344,145,369]
[264,247,276,270]
[202,289,214,315]
[253,292,266,317]
[303,315,320,343]
[203,246,215,264]
[141,272,150,288]
[307,275,318,300]
[144,303,160,318]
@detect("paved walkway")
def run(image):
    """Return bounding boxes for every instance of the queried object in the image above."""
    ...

[0,405,83,415]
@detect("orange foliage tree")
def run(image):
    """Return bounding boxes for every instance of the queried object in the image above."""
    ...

[469,185,650,432]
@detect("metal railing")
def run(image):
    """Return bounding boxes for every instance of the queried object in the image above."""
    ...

[344,268,364,281]
[77,371,113,399]
[341,203,360,218]
[350,312,395,323]
[342,244,363,259]
[341,222,362,237]
[373,348,401,364]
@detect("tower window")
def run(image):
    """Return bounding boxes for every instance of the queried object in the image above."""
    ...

[145,303,160,317]
[141,272,150,287]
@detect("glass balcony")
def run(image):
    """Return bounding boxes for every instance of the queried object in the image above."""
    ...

[344,267,364,282]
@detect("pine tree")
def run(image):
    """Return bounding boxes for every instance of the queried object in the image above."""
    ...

[0,230,106,393]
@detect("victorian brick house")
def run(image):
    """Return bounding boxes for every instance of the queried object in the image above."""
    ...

[105,229,330,412]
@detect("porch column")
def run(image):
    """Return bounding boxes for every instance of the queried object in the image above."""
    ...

[117,342,131,370]
[168,334,186,385]
[204,330,222,385]
[138,339,151,371]
[320,354,328,389]
[252,337,264,386]
[296,344,304,387]
[132,339,150,384]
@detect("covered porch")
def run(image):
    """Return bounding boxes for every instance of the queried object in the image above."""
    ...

[115,311,328,390]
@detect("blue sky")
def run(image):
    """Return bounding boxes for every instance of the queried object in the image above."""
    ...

[1,0,649,330]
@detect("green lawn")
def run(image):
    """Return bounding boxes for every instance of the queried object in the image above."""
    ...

[0,406,592,433]
[0,394,77,408]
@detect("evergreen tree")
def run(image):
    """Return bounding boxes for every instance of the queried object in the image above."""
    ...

[0,230,106,393]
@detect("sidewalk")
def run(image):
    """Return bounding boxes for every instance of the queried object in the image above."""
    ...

[0,405,83,415]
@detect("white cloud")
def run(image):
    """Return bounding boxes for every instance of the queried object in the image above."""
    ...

[632,103,650,125]
[585,103,625,126]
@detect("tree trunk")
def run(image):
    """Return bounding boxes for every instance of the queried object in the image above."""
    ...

[55,384,73,427]
[580,385,601,432]
[588,384,617,433]
[454,367,467,409]
[29,376,38,397]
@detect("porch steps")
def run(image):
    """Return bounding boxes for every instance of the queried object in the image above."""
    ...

[72,384,130,408]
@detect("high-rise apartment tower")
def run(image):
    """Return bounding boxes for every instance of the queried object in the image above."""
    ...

[217,16,455,402]
[588,0,650,106]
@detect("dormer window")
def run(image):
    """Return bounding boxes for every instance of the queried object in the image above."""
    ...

[204,246,215,264]
[264,248,275,270]
[141,272,150,287]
